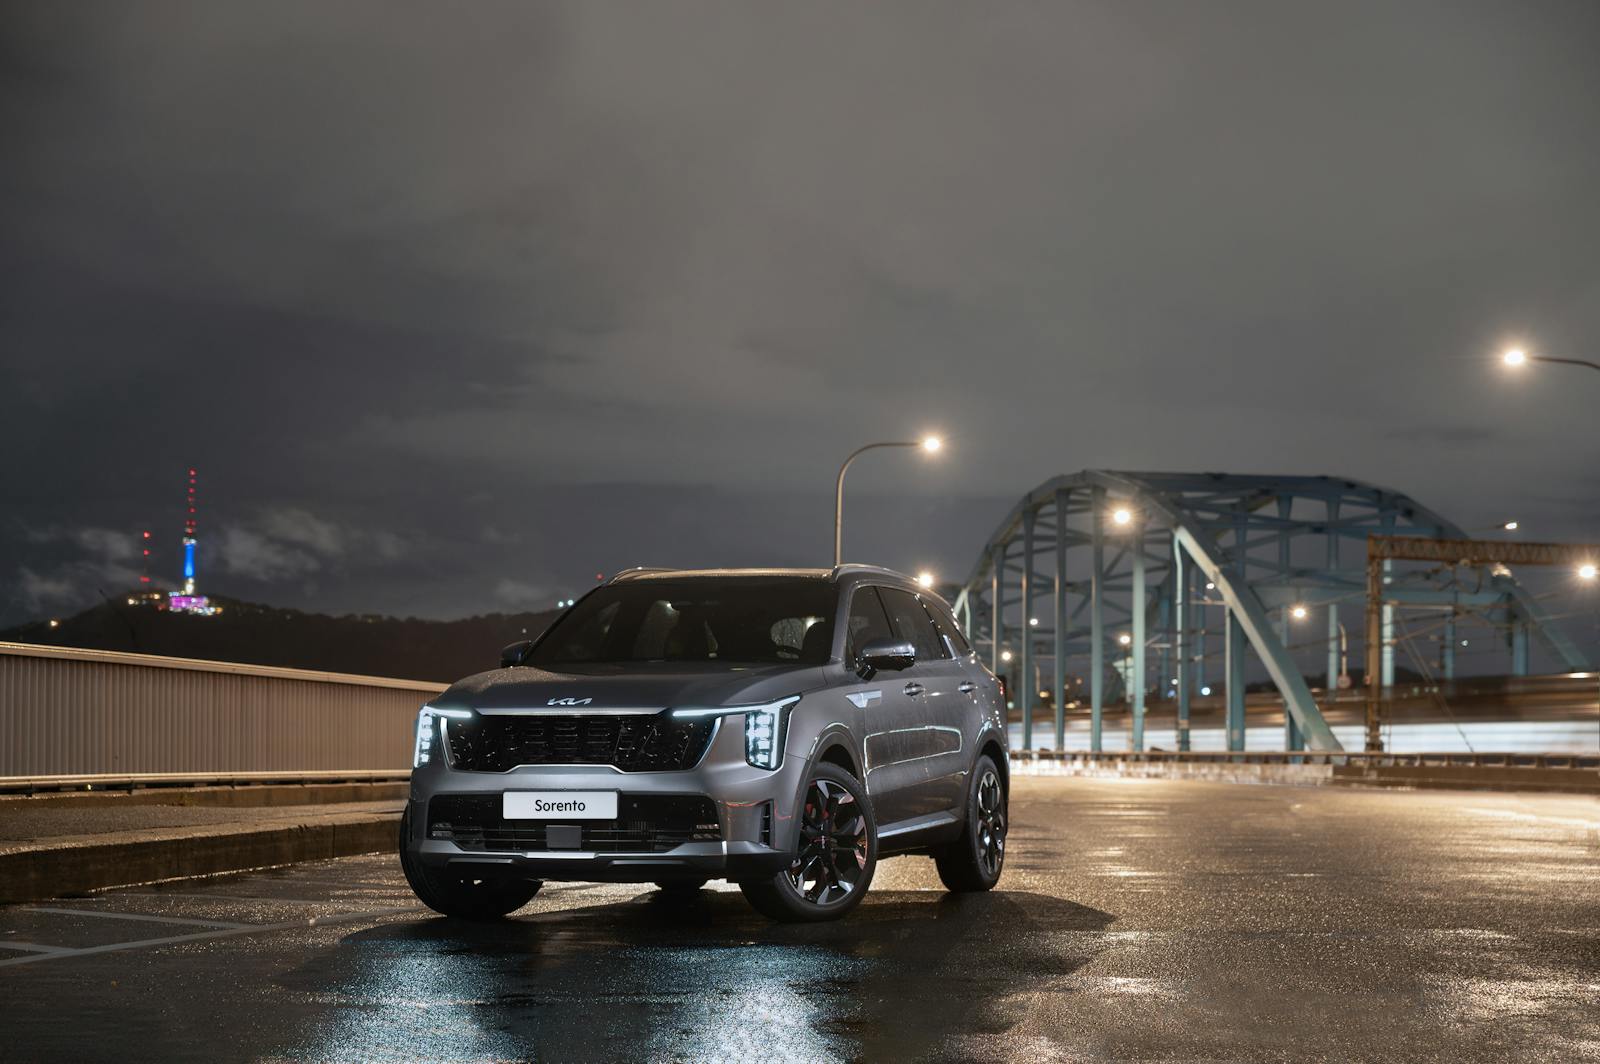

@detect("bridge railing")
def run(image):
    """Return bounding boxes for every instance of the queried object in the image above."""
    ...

[0,642,444,779]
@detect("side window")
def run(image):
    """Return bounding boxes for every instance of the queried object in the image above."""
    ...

[925,598,972,656]
[879,587,947,662]
[845,587,894,664]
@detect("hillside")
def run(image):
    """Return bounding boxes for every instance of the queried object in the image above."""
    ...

[1,596,561,683]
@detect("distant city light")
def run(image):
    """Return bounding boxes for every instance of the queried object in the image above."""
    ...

[1200,685,1212,696]
[1029,617,1039,627]
[917,571,935,588]
[48,619,59,628]
[1504,521,1519,531]
[1205,581,1216,591]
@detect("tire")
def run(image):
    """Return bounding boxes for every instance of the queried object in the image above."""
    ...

[740,762,877,923]
[934,755,1007,893]
[398,807,542,920]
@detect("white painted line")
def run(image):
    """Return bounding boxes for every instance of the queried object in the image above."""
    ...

[23,906,251,930]
[121,892,375,908]
[0,905,423,968]
[0,941,78,954]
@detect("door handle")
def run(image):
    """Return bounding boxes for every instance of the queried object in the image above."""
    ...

[903,682,925,697]
[958,681,977,694]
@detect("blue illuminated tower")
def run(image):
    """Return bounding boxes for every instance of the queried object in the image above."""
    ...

[181,468,198,594]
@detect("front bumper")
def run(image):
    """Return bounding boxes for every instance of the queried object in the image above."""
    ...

[405,716,805,883]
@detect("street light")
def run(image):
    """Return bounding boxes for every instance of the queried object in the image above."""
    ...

[1111,507,1133,526]
[1118,632,1132,646]
[1580,564,1598,581]
[1504,521,1519,531]
[1290,604,1308,620]
[833,436,943,565]
[917,570,935,588]
[1501,345,1600,374]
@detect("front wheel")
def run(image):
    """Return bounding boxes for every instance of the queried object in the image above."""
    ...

[740,763,876,923]
[934,755,1007,892]
[399,807,542,920]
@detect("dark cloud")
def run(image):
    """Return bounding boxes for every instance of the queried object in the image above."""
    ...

[4,1,1600,628]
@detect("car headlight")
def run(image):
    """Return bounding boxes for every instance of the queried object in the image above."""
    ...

[412,705,473,768]
[671,695,799,770]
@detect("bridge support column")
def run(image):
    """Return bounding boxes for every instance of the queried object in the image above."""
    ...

[1225,609,1246,752]
[1131,525,1147,752]
[1511,617,1530,676]
[1053,489,1068,750]
[1174,537,1191,752]
[1327,603,1340,697]
[1381,560,1395,687]
[990,543,1005,679]
[1090,486,1106,753]
[1442,612,1456,681]
[1020,510,1035,751]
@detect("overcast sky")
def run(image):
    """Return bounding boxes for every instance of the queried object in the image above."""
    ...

[4,1,1600,627]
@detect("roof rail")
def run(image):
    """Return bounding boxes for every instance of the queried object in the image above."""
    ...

[829,563,913,582]
[606,567,680,584]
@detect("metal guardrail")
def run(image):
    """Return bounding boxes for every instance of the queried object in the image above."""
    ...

[0,642,444,777]
[0,770,414,795]
[1011,749,1600,771]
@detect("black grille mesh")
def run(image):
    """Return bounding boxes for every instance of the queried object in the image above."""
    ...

[426,793,721,853]
[444,713,716,772]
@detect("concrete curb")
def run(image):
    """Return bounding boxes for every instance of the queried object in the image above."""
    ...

[0,810,401,904]
[2,782,408,811]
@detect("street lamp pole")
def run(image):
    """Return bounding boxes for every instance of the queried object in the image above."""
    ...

[833,437,941,566]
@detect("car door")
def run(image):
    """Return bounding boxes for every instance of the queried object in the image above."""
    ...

[877,587,969,819]
[844,585,926,828]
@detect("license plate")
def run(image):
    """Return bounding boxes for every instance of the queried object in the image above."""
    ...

[502,791,618,820]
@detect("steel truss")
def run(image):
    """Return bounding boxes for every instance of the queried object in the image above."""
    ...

[953,472,1591,754]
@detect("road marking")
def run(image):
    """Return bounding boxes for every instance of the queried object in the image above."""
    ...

[0,941,78,954]
[23,907,252,929]
[0,905,423,968]
[121,892,382,908]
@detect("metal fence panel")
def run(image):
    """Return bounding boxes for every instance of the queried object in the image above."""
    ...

[0,643,446,777]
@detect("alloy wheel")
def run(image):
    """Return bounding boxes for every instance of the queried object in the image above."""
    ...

[975,769,1006,878]
[787,777,868,905]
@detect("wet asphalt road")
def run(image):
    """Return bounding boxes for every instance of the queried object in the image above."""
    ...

[2,777,1597,1063]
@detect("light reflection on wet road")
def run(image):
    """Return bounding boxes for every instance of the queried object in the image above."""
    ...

[2,778,1597,1062]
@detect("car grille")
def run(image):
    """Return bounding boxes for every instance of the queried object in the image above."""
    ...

[443,713,716,773]
[426,794,722,853]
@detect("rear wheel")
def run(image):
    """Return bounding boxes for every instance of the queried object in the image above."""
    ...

[398,807,542,920]
[934,755,1007,892]
[740,763,876,923]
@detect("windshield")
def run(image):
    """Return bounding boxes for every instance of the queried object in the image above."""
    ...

[528,577,838,667]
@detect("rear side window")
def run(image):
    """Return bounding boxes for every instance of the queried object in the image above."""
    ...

[879,587,948,662]
[924,598,972,656]
[845,587,894,664]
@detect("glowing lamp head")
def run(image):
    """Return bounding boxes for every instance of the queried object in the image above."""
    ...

[916,570,935,589]
[1503,347,1527,367]
[1000,649,1013,663]
[1579,563,1598,581]
[921,435,942,454]
[1111,508,1133,526]
[1118,633,1132,646]
[1290,605,1308,620]
[1504,521,1519,531]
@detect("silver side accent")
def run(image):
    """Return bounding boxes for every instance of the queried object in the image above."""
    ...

[878,811,960,838]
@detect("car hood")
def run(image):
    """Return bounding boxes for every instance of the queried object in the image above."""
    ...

[431,662,831,715]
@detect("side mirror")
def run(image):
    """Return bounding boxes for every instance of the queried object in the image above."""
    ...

[855,636,916,679]
[499,640,534,669]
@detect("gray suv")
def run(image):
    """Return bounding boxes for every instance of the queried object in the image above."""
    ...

[400,565,1009,922]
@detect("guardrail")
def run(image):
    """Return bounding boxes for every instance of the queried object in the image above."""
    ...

[0,642,444,778]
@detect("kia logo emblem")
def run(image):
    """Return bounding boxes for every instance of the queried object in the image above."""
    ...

[547,697,593,706]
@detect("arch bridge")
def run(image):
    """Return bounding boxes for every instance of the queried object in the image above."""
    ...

[951,472,1589,753]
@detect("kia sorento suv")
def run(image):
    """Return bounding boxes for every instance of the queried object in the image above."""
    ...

[400,566,1009,923]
